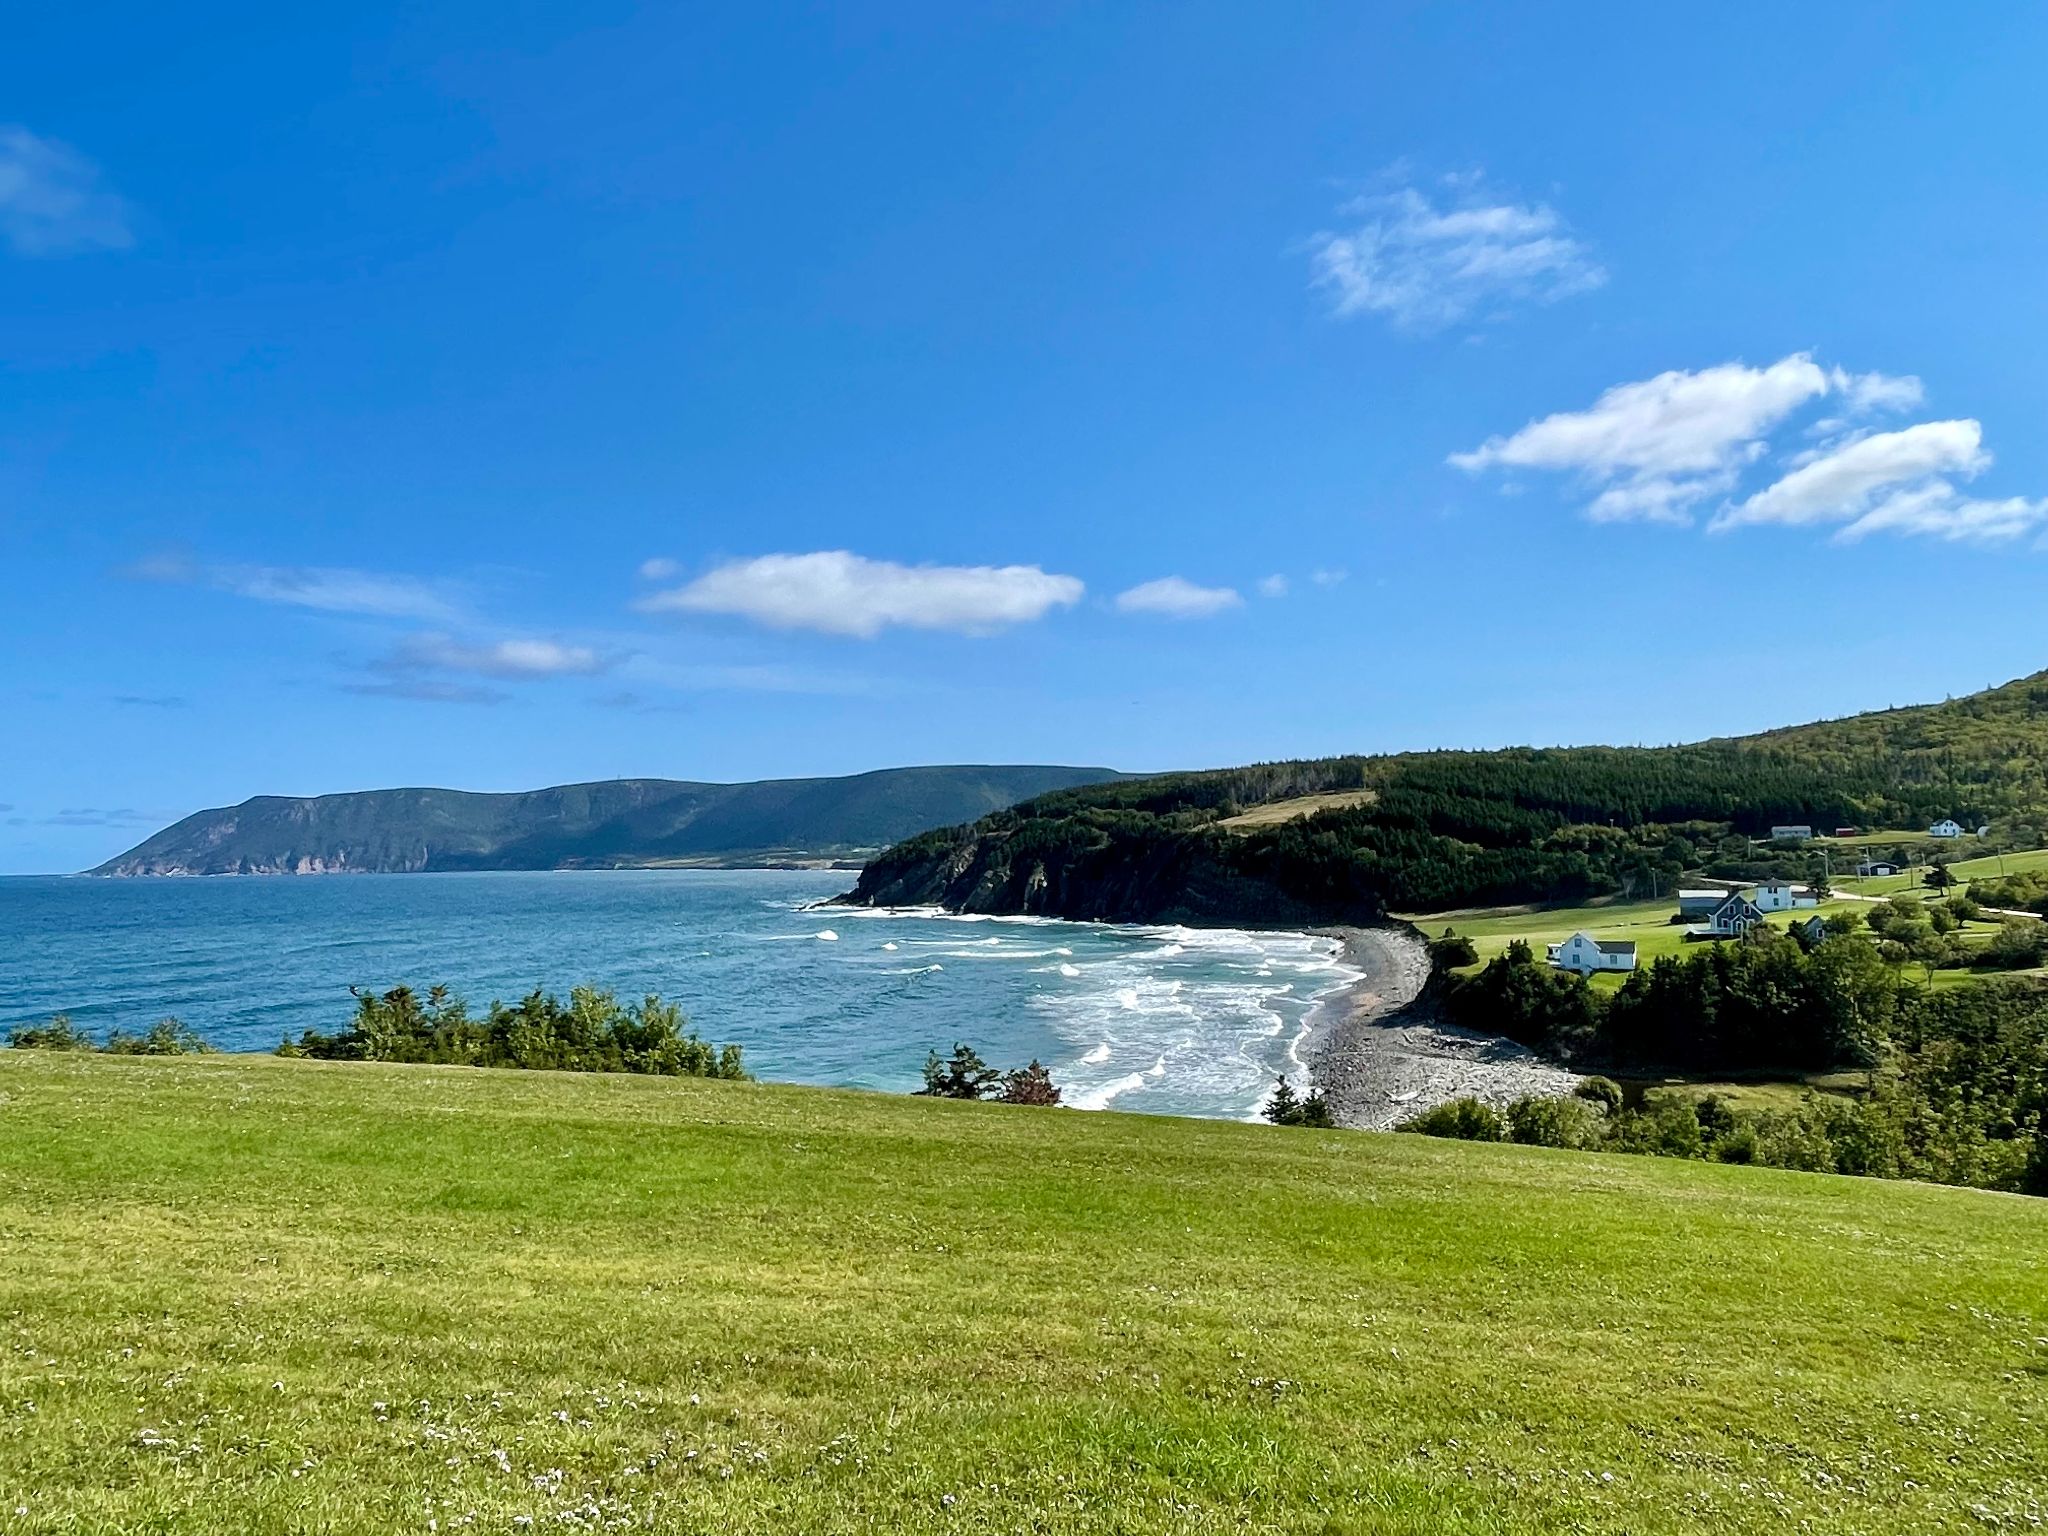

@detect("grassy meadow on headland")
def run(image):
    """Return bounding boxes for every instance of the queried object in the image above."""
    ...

[1,1051,2043,1534]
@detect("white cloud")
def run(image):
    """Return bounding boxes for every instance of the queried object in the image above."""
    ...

[1451,354,1833,523]
[1457,356,2044,546]
[1830,367,1923,416]
[1308,177,1604,330]
[1712,420,1988,534]
[1310,567,1348,587]
[1114,577,1243,619]
[125,554,463,624]
[384,633,610,678]
[0,126,133,256]
[1835,483,2048,544]
[637,557,681,581]
[639,551,1084,638]
[1256,574,1290,598]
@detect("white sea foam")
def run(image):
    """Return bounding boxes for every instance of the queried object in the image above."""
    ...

[1080,1042,1112,1064]
[1058,963,1081,978]
[815,930,839,942]
[881,941,898,951]
[1070,1070,1149,1111]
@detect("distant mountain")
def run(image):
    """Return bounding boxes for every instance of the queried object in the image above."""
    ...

[845,671,2048,926]
[90,766,1130,876]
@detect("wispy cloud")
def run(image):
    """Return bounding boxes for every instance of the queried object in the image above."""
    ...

[377,633,611,679]
[339,678,508,705]
[1454,354,2040,545]
[1114,576,1243,619]
[639,551,1085,638]
[637,557,682,581]
[40,806,159,828]
[0,126,133,256]
[1310,568,1348,587]
[125,553,464,624]
[1308,174,1604,331]
[1256,574,1290,598]
[111,693,188,709]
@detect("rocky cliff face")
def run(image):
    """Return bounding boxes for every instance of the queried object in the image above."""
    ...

[842,823,1383,928]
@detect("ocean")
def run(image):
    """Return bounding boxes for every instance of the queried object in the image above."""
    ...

[0,869,1360,1120]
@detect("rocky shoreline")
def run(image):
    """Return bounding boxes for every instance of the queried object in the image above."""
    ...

[1306,926,1581,1131]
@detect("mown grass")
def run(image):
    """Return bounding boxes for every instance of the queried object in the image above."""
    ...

[1412,894,2023,994]
[1,1053,2044,1534]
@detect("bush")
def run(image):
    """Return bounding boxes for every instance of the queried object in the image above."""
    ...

[998,1060,1063,1106]
[1712,1125,1761,1164]
[1263,1075,1335,1127]
[1693,1093,1737,1143]
[8,1014,95,1050]
[1573,1075,1623,1113]
[288,984,746,1078]
[103,1019,212,1056]
[1505,1095,1603,1149]
[918,1043,999,1100]
[1427,931,1480,971]
[1400,1097,1507,1142]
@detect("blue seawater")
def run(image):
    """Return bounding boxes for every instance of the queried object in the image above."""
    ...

[0,870,1359,1120]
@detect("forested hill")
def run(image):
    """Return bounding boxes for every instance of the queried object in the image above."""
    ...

[90,766,1129,876]
[844,671,2048,926]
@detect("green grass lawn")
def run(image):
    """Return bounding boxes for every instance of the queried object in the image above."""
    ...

[1411,894,2026,995]
[1834,844,2048,899]
[1,1054,2044,1534]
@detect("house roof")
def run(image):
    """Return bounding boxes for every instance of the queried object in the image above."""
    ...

[1595,940,1637,956]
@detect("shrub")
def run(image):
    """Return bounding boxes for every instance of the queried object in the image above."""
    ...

[2026,1118,2048,1199]
[1712,1125,1761,1164]
[8,1014,95,1050]
[998,1060,1062,1106]
[104,1019,212,1056]
[919,1043,999,1100]
[288,984,746,1078]
[1263,1076,1335,1127]
[1427,931,1480,971]
[1400,1097,1507,1142]
[1573,1075,1623,1113]
[1693,1093,1737,1143]
[1505,1095,1603,1150]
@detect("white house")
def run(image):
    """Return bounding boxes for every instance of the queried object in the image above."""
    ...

[1858,860,1900,878]
[1547,931,1639,974]
[1930,820,1965,839]
[1769,825,1814,843]
[1753,880,1820,912]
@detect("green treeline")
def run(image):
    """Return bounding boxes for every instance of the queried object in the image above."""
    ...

[851,672,2048,924]
[279,984,748,1078]
[1430,934,2048,1194]
[8,1017,213,1056]
[1402,1080,2048,1196]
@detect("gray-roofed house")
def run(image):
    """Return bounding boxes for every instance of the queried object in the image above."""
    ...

[1689,890,1766,940]
[1678,889,1729,920]
[1547,931,1639,974]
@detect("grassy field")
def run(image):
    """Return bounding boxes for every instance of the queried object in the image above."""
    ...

[1216,789,1378,830]
[1409,892,2027,993]
[1835,844,2048,899]
[1,1054,2044,1534]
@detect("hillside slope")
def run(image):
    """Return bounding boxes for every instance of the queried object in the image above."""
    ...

[92,764,1127,876]
[2,1051,2041,1533]
[846,670,2048,925]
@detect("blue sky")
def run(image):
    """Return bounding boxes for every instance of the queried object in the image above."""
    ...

[7,3,2048,873]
